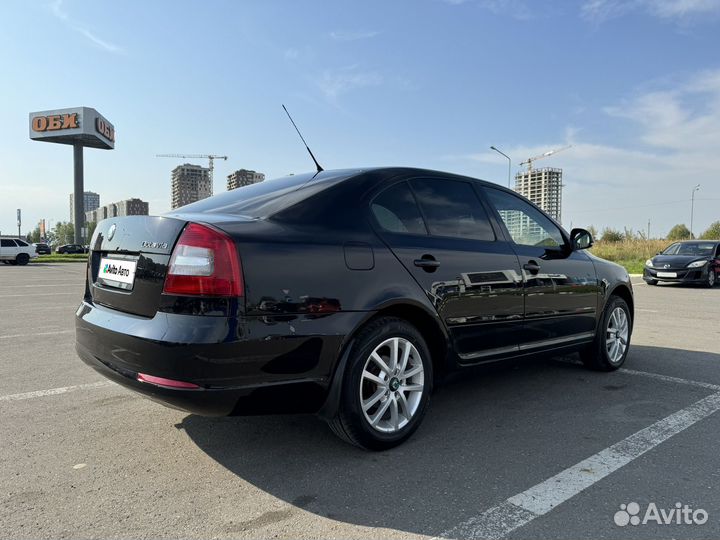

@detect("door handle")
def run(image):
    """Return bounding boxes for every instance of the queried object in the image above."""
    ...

[414,256,440,271]
[523,261,540,273]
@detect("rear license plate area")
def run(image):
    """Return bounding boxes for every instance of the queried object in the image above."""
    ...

[98,257,138,291]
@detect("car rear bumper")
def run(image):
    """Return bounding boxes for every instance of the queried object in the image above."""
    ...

[75,301,366,416]
[643,267,710,283]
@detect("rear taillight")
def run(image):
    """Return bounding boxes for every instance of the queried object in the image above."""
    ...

[163,223,243,297]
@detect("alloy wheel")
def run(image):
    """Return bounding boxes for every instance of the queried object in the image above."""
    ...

[606,307,629,364]
[359,337,425,433]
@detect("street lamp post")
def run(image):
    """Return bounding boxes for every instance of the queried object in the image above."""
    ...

[690,184,700,239]
[490,146,512,188]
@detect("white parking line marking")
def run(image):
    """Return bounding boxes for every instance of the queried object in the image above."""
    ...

[0,381,113,402]
[0,283,81,288]
[0,330,73,340]
[14,305,78,311]
[1,292,78,297]
[635,308,658,313]
[436,391,720,540]
[621,368,720,391]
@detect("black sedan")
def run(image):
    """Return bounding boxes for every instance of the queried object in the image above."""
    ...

[33,243,51,255]
[643,240,720,287]
[57,244,87,254]
[75,167,634,450]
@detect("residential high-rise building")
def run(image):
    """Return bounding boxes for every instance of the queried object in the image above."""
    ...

[171,164,212,209]
[86,198,149,223]
[227,169,265,190]
[69,191,100,222]
[514,167,563,223]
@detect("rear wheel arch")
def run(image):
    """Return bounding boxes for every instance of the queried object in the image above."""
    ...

[368,303,450,381]
[318,301,450,420]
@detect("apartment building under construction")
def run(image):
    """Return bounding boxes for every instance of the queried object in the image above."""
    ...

[171,164,212,210]
[514,167,563,223]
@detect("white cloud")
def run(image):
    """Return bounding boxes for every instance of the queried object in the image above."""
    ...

[49,0,123,54]
[582,0,720,22]
[440,0,533,20]
[284,48,300,60]
[329,30,379,41]
[317,67,383,104]
[446,69,720,235]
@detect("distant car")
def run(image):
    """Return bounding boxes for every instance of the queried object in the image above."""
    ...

[0,238,39,265]
[33,243,51,255]
[644,240,720,287]
[56,244,86,254]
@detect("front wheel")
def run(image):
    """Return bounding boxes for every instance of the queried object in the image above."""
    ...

[580,296,632,371]
[328,317,433,450]
[705,268,716,288]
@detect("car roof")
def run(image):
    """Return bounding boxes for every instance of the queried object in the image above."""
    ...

[349,166,511,190]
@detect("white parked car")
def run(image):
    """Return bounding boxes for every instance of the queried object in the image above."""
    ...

[0,238,38,266]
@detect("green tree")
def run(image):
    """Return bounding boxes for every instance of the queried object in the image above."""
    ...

[28,227,41,243]
[52,221,74,244]
[600,227,624,243]
[667,223,692,241]
[700,221,720,240]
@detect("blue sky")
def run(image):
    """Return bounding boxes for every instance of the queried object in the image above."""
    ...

[1,0,719,238]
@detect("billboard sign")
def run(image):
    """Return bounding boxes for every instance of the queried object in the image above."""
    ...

[29,107,114,149]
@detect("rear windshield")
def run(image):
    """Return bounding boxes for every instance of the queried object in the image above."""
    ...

[170,169,363,218]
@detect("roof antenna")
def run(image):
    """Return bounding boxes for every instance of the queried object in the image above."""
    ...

[282,104,324,173]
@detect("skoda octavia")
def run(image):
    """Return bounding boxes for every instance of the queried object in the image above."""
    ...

[76,167,634,449]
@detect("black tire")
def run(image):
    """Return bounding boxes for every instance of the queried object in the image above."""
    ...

[328,316,433,450]
[8,260,18,266]
[646,279,658,286]
[705,268,716,288]
[16,253,29,266]
[580,296,632,371]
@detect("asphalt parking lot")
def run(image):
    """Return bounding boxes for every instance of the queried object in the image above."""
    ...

[2,263,720,540]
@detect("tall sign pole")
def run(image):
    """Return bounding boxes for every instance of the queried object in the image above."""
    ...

[73,143,84,244]
[17,209,21,238]
[29,107,115,245]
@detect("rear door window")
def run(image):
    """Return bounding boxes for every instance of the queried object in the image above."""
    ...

[1,239,15,247]
[410,178,495,241]
[371,181,427,235]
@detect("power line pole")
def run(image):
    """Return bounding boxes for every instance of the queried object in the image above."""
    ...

[690,184,700,239]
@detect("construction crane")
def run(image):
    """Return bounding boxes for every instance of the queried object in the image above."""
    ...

[519,145,571,172]
[156,154,228,184]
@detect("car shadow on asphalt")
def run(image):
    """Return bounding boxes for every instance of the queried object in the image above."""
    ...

[179,346,720,537]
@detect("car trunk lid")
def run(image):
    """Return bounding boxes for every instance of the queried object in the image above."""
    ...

[88,216,188,317]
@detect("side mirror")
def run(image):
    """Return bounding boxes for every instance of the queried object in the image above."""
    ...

[570,228,593,250]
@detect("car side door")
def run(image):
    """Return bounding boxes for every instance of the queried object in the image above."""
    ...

[482,187,599,348]
[369,176,525,362]
[0,238,15,259]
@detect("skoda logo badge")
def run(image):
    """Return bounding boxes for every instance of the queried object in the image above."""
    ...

[108,223,116,241]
